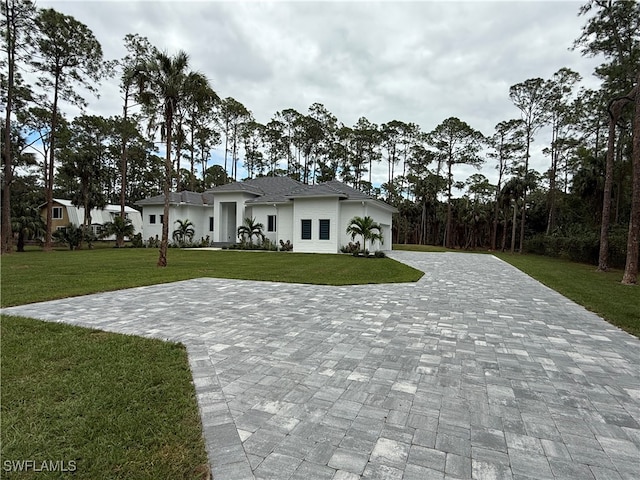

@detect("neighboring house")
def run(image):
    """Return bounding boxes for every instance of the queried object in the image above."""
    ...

[135,177,396,253]
[39,199,143,240]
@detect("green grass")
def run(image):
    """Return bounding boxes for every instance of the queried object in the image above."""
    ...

[1,248,424,307]
[392,243,451,253]
[0,316,210,480]
[393,243,639,337]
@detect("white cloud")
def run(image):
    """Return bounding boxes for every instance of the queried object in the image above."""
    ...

[35,0,603,187]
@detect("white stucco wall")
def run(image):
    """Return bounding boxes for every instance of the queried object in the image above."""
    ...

[277,204,294,248]
[339,201,394,251]
[252,203,294,249]
[171,205,212,242]
[141,205,164,242]
[141,204,214,244]
[292,197,340,254]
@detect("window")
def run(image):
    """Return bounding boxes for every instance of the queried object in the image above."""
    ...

[267,215,276,232]
[301,219,312,240]
[160,215,165,225]
[209,217,214,232]
[53,207,63,219]
[319,219,330,240]
[149,214,156,224]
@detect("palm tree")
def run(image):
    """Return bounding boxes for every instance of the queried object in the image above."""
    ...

[11,206,45,252]
[172,218,195,245]
[137,50,211,266]
[346,216,384,254]
[237,217,264,246]
[52,224,83,250]
[102,215,135,247]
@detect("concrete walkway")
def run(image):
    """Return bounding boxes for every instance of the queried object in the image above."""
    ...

[3,252,639,480]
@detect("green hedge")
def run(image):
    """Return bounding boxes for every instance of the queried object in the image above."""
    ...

[526,228,628,268]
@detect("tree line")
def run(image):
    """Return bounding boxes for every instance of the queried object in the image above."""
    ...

[1,0,639,281]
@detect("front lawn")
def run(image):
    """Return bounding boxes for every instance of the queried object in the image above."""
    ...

[0,316,209,480]
[1,248,424,307]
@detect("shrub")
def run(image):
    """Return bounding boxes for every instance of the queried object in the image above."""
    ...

[340,241,361,254]
[131,233,144,248]
[279,240,293,252]
[374,250,386,258]
[146,236,160,248]
[525,229,628,269]
[52,224,83,250]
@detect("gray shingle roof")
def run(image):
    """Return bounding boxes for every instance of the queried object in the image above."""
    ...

[136,178,393,210]
[282,180,373,200]
[135,191,214,206]
[206,177,303,197]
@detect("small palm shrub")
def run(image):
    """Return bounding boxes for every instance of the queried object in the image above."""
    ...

[102,216,136,247]
[172,219,195,246]
[279,240,293,251]
[237,217,265,246]
[131,233,144,248]
[340,241,361,254]
[53,224,83,250]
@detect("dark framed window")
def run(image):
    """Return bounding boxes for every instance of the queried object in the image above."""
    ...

[160,215,165,225]
[53,207,63,219]
[267,215,276,232]
[149,214,156,224]
[209,217,214,231]
[301,219,312,240]
[319,219,330,240]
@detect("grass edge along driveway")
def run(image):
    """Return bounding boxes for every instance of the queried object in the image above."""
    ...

[1,248,424,307]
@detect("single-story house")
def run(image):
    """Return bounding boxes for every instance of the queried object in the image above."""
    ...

[40,199,143,240]
[135,177,396,253]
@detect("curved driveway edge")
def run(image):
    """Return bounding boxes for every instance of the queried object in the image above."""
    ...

[2,252,639,480]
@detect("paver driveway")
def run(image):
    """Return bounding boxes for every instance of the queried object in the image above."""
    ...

[3,252,639,480]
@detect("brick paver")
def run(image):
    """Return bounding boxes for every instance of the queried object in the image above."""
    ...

[3,252,639,479]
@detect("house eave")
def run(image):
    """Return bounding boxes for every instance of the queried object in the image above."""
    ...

[341,198,398,213]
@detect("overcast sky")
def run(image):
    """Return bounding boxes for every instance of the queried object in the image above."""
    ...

[37,0,604,188]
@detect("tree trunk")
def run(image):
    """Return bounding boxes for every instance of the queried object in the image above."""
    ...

[158,112,172,267]
[491,187,500,250]
[510,201,518,254]
[598,112,617,271]
[444,161,452,248]
[519,131,530,253]
[44,74,60,252]
[501,211,508,251]
[599,86,637,271]
[189,119,196,190]
[16,230,25,252]
[622,76,640,285]
[118,86,129,248]
[2,0,14,254]
[546,155,557,235]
